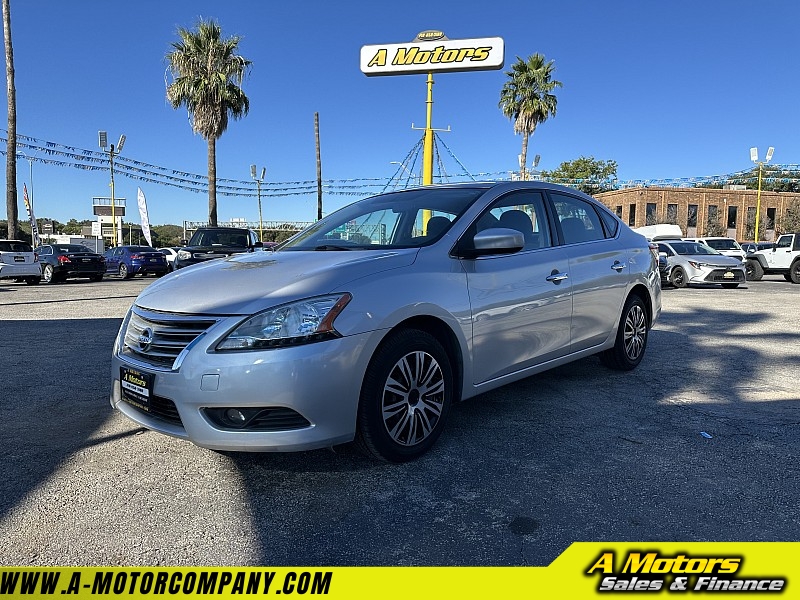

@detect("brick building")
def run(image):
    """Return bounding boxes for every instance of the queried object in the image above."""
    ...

[595,186,800,241]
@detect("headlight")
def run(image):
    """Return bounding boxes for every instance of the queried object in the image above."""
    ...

[687,260,704,269]
[177,250,191,260]
[216,293,352,351]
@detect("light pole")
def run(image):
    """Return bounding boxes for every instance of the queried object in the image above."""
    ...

[99,131,125,246]
[250,165,266,241]
[750,146,774,243]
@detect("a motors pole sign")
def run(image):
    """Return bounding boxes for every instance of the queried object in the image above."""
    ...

[360,31,504,76]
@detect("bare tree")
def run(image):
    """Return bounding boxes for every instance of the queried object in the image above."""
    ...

[2,0,17,239]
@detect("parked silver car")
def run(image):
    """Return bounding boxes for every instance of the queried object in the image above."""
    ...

[656,240,746,288]
[110,182,661,462]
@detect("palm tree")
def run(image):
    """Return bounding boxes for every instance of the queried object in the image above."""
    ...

[2,0,18,239]
[499,54,561,180]
[166,19,251,226]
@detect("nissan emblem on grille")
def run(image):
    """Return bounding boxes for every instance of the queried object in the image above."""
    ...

[138,327,154,352]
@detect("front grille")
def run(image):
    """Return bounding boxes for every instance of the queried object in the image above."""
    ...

[705,269,745,283]
[122,307,221,369]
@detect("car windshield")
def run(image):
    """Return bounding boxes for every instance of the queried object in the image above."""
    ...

[189,230,249,247]
[0,241,32,252]
[670,242,720,256]
[281,187,486,250]
[704,239,740,251]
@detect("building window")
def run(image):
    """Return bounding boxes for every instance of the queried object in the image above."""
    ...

[615,205,622,217]
[645,203,657,225]
[727,205,738,229]
[666,204,678,224]
[628,204,636,226]
[767,208,776,230]
[687,204,698,227]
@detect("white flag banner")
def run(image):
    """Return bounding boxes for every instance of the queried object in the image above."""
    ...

[22,184,40,247]
[137,187,153,247]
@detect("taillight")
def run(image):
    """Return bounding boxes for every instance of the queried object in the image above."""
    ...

[130,254,142,259]
[648,243,659,261]
[58,255,71,263]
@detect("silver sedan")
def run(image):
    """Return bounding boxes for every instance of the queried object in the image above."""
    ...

[110,182,661,462]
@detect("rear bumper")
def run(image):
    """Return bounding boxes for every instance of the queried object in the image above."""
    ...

[0,263,41,279]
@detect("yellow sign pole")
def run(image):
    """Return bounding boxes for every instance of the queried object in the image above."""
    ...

[422,72,434,186]
[754,161,763,243]
[421,72,434,231]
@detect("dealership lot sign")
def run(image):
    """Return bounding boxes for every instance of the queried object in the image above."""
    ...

[360,31,504,76]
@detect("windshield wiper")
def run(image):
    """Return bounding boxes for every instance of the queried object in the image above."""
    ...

[313,244,354,251]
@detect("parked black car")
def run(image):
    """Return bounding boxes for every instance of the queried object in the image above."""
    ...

[174,227,262,270]
[35,243,105,283]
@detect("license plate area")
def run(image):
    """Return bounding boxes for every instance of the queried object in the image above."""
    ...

[723,271,734,279]
[120,367,154,412]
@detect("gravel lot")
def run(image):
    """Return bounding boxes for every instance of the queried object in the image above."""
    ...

[0,274,798,566]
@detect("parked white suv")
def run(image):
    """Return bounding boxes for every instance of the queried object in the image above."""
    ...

[0,239,41,285]
[684,237,746,263]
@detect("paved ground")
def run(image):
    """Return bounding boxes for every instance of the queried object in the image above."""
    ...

[0,274,798,566]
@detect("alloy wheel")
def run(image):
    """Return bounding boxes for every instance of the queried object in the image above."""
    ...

[381,350,445,447]
[623,304,647,361]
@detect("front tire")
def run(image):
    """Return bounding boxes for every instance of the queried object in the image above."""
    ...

[600,295,649,371]
[670,266,688,288]
[355,329,453,463]
[721,283,740,289]
[746,259,764,281]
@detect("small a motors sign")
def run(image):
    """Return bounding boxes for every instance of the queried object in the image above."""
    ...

[360,30,504,76]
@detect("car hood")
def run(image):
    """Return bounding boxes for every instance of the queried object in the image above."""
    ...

[678,253,743,266]
[135,248,418,315]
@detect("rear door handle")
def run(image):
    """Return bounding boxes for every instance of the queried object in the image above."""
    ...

[611,261,626,272]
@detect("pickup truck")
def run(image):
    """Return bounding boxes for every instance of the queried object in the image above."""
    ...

[174,227,262,270]
[745,232,800,283]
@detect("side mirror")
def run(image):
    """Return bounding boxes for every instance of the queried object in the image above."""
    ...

[459,228,524,259]
[180,239,188,246]
[253,241,263,249]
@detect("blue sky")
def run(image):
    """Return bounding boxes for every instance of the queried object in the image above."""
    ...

[3,0,799,227]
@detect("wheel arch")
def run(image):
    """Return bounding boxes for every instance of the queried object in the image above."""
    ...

[368,315,464,404]
[627,284,654,329]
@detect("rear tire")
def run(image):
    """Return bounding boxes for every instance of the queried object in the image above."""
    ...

[119,263,131,279]
[355,329,453,463]
[25,276,41,285]
[90,274,103,282]
[746,259,764,281]
[42,264,56,284]
[791,261,800,284]
[600,295,649,371]
[670,267,688,288]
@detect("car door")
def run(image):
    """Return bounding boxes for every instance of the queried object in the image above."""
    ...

[104,249,119,273]
[548,192,630,353]
[461,190,572,384]
[767,234,794,269]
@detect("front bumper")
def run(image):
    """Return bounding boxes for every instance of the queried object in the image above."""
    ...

[688,265,746,285]
[110,322,374,452]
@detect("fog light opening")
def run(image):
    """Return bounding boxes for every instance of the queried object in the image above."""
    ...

[226,408,247,423]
